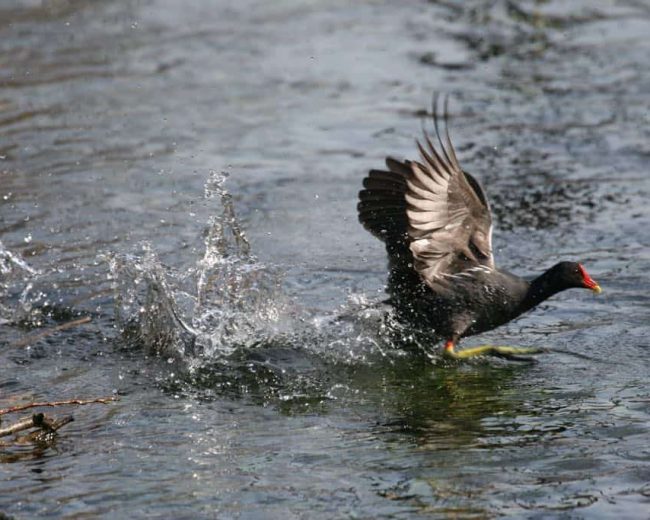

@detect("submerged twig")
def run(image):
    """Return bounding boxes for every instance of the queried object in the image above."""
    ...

[22,415,74,443]
[0,413,74,447]
[0,395,118,416]
[11,316,92,348]
[0,396,114,453]
[0,413,45,437]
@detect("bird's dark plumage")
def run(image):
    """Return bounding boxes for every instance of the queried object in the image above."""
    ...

[358,97,601,354]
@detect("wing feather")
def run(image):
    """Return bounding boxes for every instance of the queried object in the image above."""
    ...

[357,95,495,292]
[403,97,495,287]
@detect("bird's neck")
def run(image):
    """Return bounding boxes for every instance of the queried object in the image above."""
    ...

[520,271,563,313]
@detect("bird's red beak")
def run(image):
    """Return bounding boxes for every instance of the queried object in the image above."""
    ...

[578,264,602,294]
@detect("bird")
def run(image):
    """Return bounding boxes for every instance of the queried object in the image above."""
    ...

[357,96,601,360]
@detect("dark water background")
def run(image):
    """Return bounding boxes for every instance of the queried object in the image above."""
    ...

[1,0,650,518]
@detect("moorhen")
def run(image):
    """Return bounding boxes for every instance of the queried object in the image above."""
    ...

[358,97,601,359]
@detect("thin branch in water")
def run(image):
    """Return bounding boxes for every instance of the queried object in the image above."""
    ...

[0,396,118,416]
[11,316,92,348]
[23,415,74,443]
[0,413,45,437]
[0,414,74,447]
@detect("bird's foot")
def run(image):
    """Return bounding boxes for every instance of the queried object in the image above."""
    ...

[443,341,547,362]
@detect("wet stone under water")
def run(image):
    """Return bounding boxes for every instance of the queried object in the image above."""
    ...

[1,0,650,518]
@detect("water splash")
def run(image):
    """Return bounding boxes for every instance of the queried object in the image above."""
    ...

[0,240,40,277]
[0,240,42,325]
[106,170,427,404]
[108,172,292,371]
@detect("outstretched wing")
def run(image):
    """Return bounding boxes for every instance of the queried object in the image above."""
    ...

[358,96,495,291]
[406,98,494,287]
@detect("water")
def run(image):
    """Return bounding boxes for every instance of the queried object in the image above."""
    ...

[1,0,649,517]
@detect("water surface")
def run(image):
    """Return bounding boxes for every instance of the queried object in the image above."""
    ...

[1,0,649,517]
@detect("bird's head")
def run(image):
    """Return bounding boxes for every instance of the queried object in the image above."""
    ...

[550,261,602,293]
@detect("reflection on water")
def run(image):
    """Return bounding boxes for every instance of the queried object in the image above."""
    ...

[2,0,650,518]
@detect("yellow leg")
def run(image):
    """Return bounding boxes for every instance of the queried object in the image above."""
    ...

[443,340,546,360]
